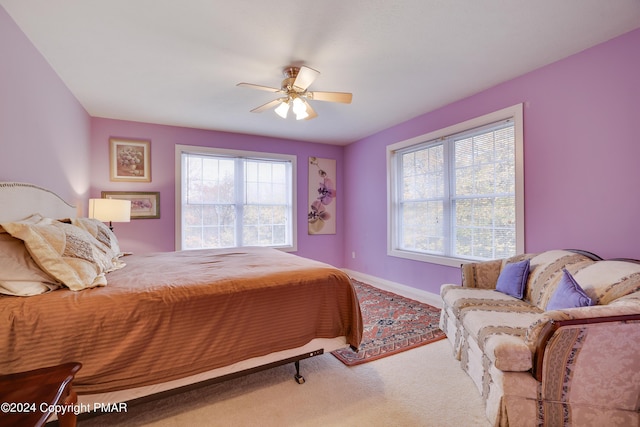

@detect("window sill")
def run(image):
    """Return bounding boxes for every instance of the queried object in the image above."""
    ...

[180,244,297,252]
[387,248,477,268]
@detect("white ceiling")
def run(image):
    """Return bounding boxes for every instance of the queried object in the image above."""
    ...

[3,1,640,145]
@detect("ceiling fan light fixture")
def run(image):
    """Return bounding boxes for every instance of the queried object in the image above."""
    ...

[292,97,308,120]
[239,65,352,121]
[274,101,290,119]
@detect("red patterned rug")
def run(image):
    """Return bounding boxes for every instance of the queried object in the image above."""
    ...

[332,279,446,366]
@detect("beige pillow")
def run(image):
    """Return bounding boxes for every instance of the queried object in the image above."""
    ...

[1,214,119,291]
[71,217,127,265]
[0,231,61,296]
[71,217,122,254]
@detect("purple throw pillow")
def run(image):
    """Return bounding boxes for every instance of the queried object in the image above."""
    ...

[546,269,593,311]
[495,259,530,299]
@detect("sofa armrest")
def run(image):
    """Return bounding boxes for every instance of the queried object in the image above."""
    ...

[531,313,640,382]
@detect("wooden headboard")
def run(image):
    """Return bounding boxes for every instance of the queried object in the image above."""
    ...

[0,182,77,222]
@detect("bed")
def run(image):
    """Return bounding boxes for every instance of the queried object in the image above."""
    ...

[0,182,363,412]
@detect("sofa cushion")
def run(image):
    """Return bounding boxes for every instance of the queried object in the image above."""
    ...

[441,286,536,319]
[524,250,595,310]
[546,269,593,310]
[461,309,544,372]
[461,258,503,289]
[441,283,547,372]
[571,260,640,305]
[496,259,530,299]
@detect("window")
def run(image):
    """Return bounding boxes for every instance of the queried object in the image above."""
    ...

[387,104,523,267]
[175,145,296,251]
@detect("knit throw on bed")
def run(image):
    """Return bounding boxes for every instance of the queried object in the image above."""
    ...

[332,279,446,366]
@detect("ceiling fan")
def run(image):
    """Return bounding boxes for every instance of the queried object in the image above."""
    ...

[237,66,352,120]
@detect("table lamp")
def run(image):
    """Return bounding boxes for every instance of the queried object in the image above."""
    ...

[88,198,131,231]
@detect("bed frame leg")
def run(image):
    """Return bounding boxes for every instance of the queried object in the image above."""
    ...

[294,360,305,384]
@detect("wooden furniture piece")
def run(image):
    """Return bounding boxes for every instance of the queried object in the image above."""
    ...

[0,362,81,427]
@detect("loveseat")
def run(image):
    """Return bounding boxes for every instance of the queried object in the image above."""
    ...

[439,250,640,426]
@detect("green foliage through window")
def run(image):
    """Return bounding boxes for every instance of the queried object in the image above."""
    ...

[388,105,523,263]
[180,149,294,250]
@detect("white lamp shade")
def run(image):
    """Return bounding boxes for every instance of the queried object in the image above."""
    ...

[274,101,289,118]
[292,97,309,120]
[88,199,131,223]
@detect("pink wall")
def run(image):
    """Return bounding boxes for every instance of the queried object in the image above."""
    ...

[90,118,345,265]
[0,7,91,206]
[343,28,640,294]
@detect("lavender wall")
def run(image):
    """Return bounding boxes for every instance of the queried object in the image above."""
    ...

[90,118,345,265]
[3,3,639,294]
[343,28,640,294]
[0,7,91,206]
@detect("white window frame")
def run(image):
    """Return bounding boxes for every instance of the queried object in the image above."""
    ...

[386,104,524,267]
[175,144,297,252]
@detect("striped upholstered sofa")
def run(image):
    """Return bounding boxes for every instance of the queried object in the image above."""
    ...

[439,250,640,427]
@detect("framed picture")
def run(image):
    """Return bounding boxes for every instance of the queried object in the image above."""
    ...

[109,138,151,182]
[308,157,336,235]
[102,191,160,219]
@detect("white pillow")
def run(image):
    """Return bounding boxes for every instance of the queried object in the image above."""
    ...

[0,230,60,296]
[1,214,122,291]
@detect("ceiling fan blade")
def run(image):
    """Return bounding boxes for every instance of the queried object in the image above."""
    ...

[250,98,283,113]
[307,91,353,104]
[237,82,282,93]
[304,102,318,120]
[293,66,320,92]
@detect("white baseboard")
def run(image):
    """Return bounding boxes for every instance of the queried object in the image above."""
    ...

[342,269,442,309]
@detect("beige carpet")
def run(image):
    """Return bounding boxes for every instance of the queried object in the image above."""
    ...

[79,339,490,427]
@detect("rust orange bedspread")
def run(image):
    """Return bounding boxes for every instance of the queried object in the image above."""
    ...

[0,247,362,393]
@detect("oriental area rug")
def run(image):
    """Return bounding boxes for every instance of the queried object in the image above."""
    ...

[332,279,446,366]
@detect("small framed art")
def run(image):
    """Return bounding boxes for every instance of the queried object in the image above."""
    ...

[102,191,160,219]
[109,138,151,182]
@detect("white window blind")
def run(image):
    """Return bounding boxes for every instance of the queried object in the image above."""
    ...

[176,146,296,251]
[388,105,523,265]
